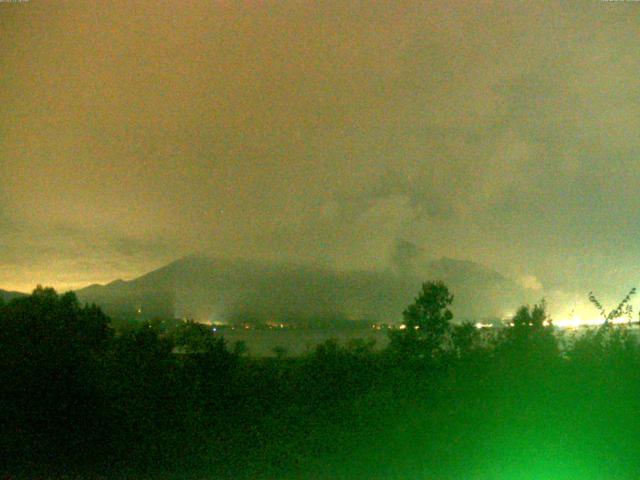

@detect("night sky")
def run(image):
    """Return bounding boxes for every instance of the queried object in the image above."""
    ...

[2,1,639,315]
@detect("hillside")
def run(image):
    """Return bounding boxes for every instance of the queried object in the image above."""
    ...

[75,255,531,325]
[0,289,27,303]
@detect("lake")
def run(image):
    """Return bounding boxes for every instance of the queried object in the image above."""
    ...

[213,328,390,356]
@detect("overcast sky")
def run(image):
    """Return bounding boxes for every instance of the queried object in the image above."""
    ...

[2,1,640,314]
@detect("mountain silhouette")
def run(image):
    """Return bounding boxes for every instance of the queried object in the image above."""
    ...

[74,255,531,325]
[0,289,27,303]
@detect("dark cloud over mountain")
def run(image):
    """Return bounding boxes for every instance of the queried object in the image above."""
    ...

[2,1,640,317]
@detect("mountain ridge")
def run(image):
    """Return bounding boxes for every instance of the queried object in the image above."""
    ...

[74,255,532,324]
[0,289,28,303]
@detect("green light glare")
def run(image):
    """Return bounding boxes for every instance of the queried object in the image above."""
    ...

[462,450,620,480]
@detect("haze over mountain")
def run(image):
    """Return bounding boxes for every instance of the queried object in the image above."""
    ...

[2,2,640,309]
[74,255,532,325]
[0,289,26,303]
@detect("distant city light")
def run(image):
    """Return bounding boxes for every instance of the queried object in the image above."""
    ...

[474,322,494,329]
[554,315,633,329]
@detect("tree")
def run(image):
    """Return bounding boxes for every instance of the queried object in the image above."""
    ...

[496,301,559,364]
[512,302,547,331]
[569,288,639,366]
[173,320,227,355]
[451,321,484,359]
[389,281,454,360]
[588,288,636,325]
[0,286,113,461]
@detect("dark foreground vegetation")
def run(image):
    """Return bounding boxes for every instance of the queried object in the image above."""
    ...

[3,284,640,479]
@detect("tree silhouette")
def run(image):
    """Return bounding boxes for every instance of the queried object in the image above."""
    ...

[496,301,559,364]
[389,281,454,360]
[588,288,636,325]
[451,321,484,359]
[173,320,227,355]
[0,286,113,465]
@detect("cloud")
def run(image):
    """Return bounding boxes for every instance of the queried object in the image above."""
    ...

[1,1,640,309]
[0,220,179,291]
[390,239,424,275]
[519,275,543,292]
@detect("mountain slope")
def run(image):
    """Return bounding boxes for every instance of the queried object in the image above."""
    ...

[75,255,531,324]
[0,289,27,303]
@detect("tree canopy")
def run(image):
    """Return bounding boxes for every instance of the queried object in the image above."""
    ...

[389,280,454,360]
